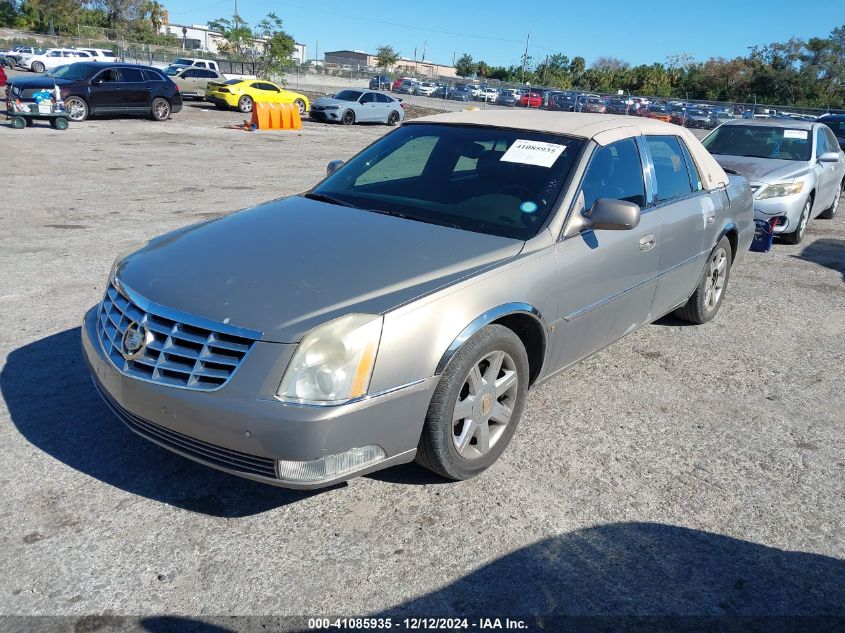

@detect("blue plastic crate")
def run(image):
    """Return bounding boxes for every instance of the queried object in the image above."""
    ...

[750,218,778,253]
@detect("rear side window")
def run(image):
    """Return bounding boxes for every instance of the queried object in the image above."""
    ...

[360,92,376,103]
[375,93,392,103]
[142,69,165,81]
[645,136,693,202]
[120,68,145,82]
[677,138,703,191]
[580,138,646,211]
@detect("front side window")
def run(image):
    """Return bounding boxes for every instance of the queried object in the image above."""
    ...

[312,123,584,240]
[580,138,646,212]
[95,69,120,83]
[645,136,693,203]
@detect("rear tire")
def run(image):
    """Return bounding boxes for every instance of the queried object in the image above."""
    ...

[674,236,733,324]
[51,116,69,130]
[150,97,171,121]
[782,198,811,244]
[387,110,399,126]
[10,116,25,129]
[237,95,253,113]
[819,181,842,220]
[416,324,529,481]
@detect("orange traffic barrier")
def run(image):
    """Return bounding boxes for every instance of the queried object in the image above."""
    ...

[251,102,270,129]
[250,101,302,130]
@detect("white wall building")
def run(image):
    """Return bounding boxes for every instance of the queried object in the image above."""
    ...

[159,22,306,64]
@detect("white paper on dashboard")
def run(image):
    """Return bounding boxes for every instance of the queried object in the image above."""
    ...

[783,129,808,140]
[500,140,567,168]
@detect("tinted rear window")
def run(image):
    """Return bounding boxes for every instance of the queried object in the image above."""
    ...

[120,68,145,82]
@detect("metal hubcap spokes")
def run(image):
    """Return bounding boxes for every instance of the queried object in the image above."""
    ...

[154,101,169,119]
[833,188,841,215]
[66,99,85,121]
[296,100,305,114]
[452,350,518,460]
[704,248,727,311]
[239,97,252,112]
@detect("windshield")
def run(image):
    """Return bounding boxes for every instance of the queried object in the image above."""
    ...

[173,58,193,65]
[334,90,363,101]
[310,123,584,240]
[703,124,812,161]
[821,119,844,137]
[49,64,97,80]
[162,65,182,76]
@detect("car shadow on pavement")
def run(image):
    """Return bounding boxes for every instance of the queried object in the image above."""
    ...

[1,327,327,517]
[50,523,845,632]
[795,238,845,282]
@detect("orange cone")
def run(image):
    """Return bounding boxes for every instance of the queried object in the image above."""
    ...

[268,102,281,129]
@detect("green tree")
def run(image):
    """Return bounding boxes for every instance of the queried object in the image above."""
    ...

[476,60,490,78]
[375,44,398,71]
[455,53,474,77]
[209,12,296,80]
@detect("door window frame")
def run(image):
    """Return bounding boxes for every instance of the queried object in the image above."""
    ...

[640,134,709,208]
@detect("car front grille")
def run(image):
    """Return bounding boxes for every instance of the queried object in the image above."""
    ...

[93,379,278,479]
[97,283,259,391]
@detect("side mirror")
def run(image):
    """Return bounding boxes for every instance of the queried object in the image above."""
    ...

[326,160,344,177]
[818,151,840,163]
[585,198,641,231]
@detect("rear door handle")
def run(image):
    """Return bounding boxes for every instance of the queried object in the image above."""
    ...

[639,234,656,251]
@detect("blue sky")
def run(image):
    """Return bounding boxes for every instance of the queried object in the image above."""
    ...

[165,0,842,68]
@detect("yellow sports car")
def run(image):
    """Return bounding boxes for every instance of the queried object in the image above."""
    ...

[206,79,310,115]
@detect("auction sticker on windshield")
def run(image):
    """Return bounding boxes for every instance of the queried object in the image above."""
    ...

[783,129,808,140]
[501,140,567,168]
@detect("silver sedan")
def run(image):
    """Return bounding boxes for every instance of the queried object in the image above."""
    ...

[703,119,845,244]
[82,112,754,489]
[309,89,404,126]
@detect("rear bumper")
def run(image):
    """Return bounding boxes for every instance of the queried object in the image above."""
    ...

[81,306,435,488]
[206,93,238,108]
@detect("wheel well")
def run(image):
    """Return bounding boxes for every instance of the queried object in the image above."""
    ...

[492,313,545,386]
[724,227,738,260]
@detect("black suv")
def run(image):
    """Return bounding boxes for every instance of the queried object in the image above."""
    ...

[5,62,182,122]
[368,75,391,90]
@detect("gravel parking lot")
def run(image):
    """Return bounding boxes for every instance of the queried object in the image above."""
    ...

[0,78,843,629]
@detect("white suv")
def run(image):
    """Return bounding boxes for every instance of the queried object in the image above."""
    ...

[80,48,118,62]
[27,48,92,73]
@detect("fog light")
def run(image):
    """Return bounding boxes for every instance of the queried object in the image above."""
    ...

[276,445,386,482]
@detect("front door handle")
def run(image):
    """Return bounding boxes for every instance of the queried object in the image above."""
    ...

[706,211,716,224]
[639,234,656,251]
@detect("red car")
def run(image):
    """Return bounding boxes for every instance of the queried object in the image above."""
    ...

[0,66,7,89]
[519,90,542,108]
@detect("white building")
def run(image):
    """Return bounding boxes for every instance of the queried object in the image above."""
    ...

[159,23,306,64]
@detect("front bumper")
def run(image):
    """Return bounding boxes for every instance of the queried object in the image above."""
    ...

[82,306,435,488]
[751,186,807,234]
[309,109,341,122]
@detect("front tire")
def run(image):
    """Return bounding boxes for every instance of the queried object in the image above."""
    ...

[293,98,306,115]
[238,95,253,113]
[31,61,45,73]
[819,181,842,220]
[341,109,355,125]
[782,198,811,244]
[416,324,529,480]
[64,96,89,122]
[150,97,171,121]
[674,236,733,324]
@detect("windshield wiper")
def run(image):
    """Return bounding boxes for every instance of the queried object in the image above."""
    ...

[303,192,357,208]
[366,207,463,230]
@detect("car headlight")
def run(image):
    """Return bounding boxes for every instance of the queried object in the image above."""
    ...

[756,181,804,199]
[277,314,383,405]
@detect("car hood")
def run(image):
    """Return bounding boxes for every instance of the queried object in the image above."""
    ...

[115,196,523,343]
[712,155,810,183]
[8,76,75,90]
[313,97,359,108]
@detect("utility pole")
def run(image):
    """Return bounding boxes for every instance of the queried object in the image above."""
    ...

[520,29,530,86]
[234,0,238,19]
[422,40,426,61]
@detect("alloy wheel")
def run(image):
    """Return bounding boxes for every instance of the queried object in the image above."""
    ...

[832,186,841,216]
[452,350,518,460]
[704,247,728,312]
[797,201,810,240]
[239,96,253,113]
[153,99,170,120]
[65,98,87,122]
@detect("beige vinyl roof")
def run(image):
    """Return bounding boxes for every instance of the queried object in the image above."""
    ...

[407,110,729,190]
